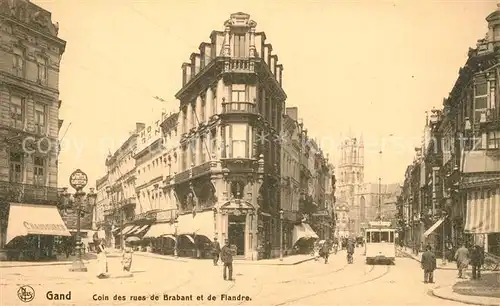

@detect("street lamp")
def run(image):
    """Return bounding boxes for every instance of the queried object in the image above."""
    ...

[212,207,218,240]
[65,169,96,272]
[279,209,284,261]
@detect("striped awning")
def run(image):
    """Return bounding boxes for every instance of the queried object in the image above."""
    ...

[465,187,500,234]
[423,217,445,238]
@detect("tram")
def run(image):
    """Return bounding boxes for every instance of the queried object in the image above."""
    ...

[364,221,396,264]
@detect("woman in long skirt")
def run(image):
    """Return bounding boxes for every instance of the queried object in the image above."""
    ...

[122,242,133,272]
[96,240,108,278]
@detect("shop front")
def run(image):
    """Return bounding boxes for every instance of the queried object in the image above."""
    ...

[177,210,216,258]
[5,203,71,260]
[292,222,319,254]
[464,184,500,252]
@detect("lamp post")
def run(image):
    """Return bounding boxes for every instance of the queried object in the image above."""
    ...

[65,169,96,272]
[279,209,284,261]
[212,207,218,240]
[106,185,123,250]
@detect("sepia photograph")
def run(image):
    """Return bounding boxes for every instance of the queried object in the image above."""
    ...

[0,0,499,305]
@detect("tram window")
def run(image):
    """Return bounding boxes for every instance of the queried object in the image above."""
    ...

[366,232,371,242]
[371,232,381,243]
[380,231,389,242]
[389,231,394,243]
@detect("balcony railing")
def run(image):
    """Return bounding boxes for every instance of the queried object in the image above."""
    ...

[222,102,257,114]
[222,58,255,73]
[0,181,58,203]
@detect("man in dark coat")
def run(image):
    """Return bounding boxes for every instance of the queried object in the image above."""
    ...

[421,245,437,283]
[346,239,355,263]
[220,239,234,281]
[211,237,221,266]
[470,245,484,280]
[320,240,331,264]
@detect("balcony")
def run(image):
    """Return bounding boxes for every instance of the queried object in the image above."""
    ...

[119,197,136,209]
[222,101,257,114]
[222,58,255,73]
[0,181,58,203]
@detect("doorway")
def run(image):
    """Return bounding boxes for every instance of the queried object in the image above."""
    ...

[228,214,246,256]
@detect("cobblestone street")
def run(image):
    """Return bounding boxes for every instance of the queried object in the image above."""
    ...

[1,251,471,305]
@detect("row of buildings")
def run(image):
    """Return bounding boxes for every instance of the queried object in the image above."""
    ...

[397,5,500,257]
[94,12,336,260]
[0,0,70,261]
[334,136,401,238]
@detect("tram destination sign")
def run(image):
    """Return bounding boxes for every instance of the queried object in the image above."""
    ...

[69,169,88,190]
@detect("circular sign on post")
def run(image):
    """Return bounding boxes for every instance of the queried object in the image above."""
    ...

[69,169,88,190]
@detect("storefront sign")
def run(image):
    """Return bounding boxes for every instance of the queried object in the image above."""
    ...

[23,221,67,232]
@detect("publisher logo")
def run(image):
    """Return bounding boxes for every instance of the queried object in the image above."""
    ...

[17,285,35,303]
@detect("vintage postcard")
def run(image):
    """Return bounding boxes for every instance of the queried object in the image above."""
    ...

[0,0,499,305]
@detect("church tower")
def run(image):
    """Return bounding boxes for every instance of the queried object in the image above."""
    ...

[336,135,364,235]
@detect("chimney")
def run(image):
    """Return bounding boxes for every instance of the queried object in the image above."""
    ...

[136,122,145,132]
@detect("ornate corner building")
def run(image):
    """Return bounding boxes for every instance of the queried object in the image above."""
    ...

[0,0,66,260]
[172,12,285,260]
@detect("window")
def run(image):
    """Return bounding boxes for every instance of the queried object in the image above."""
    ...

[474,82,488,123]
[9,152,23,183]
[231,84,246,102]
[191,139,196,166]
[37,56,48,83]
[35,103,46,134]
[200,97,205,122]
[13,47,24,77]
[182,108,187,133]
[230,123,247,158]
[233,34,246,58]
[212,89,217,115]
[200,136,206,163]
[10,95,24,129]
[34,156,46,186]
[488,131,500,149]
[211,129,217,157]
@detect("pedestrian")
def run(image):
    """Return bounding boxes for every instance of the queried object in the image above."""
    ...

[346,239,355,264]
[220,239,234,281]
[454,243,469,278]
[122,242,133,272]
[320,239,331,264]
[470,245,484,280]
[211,237,221,266]
[96,239,108,279]
[421,245,437,284]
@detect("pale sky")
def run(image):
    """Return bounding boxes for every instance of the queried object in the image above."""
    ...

[32,0,497,188]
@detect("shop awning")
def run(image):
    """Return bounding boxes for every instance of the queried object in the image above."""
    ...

[6,203,71,244]
[143,223,175,238]
[465,187,500,234]
[292,223,319,245]
[120,225,136,235]
[423,217,445,238]
[127,224,149,236]
[177,211,214,241]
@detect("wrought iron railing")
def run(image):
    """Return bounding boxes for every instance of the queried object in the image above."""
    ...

[221,102,257,114]
[0,181,58,203]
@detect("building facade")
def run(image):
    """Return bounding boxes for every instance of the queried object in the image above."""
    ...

[0,0,66,260]
[399,5,500,256]
[100,123,143,248]
[170,12,286,260]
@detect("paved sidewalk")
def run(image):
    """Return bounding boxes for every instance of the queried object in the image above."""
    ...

[134,250,325,265]
[0,253,95,268]
[397,247,455,270]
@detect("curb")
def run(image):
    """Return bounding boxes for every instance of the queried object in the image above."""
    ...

[0,260,91,269]
[431,286,500,306]
[398,249,455,270]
